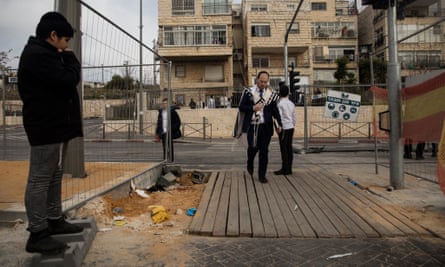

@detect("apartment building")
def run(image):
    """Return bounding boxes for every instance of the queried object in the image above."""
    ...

[358,0,445,82]
[242,0,358,89]
[157,0,234,108]
[157,0,358,106]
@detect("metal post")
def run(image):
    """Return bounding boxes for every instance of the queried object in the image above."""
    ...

[370,51,379,174]
[303,85,308,151]
[167,61,173,162]
[387,3,404,189]
[138,0,144,135]
[203,117,207,140]
[2,73,6,158]
[56,0,86,178]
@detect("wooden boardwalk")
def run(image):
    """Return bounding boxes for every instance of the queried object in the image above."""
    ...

[189,167,432,238]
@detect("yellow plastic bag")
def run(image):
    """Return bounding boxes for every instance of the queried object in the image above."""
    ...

[149,205,169,223]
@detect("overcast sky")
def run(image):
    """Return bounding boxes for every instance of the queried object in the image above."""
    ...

[0,0,159,69]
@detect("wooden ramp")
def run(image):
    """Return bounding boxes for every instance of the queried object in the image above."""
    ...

[189,167,432,238]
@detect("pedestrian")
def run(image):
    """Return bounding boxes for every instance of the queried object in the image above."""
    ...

[207,95,216,108]
[156,98,182,161]
[239,71,282,183]
[415,142,426,160]
[189,98,196,109]
[18,11,84,254]
[274,84,296,175]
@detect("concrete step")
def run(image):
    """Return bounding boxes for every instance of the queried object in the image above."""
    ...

[30,217,97,267]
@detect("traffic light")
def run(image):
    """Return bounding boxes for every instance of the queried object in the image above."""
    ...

[289,71,301,104]
[289,71,300,92]
[361,0,391,9]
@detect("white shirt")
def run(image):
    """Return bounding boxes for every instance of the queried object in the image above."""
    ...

[277,97,296,130]
[162,109,168,134]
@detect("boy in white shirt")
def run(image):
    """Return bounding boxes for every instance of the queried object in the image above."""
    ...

[274,84,296,175]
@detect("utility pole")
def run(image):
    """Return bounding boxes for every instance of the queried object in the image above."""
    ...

[56,0,86,178]
[387,2,404,189]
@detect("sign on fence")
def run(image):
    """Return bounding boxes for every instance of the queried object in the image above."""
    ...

[324,90,361,122]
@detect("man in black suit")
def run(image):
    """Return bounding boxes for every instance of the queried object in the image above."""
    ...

[239,71,282,183]
[156,98,182,162]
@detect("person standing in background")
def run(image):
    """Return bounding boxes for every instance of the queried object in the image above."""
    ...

[274,84,296,175]
[239,71,282,183]
[18,12,84,254]
[156,98,182,161]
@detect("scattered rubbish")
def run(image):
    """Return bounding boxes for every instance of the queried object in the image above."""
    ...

[98,227,112,232]
[149,205,169,223]
[169,230,183,236]
[147,184,166,192]
[112,215,126,226]
[112,207,123,214]
[186,207,197,216]
[157,172,177,187]
[176,208,183,215]
[326,252,354,260]
[135,189,150,198]
[191,171,205,184]
[294,204,298,210]
[164,222,175,227]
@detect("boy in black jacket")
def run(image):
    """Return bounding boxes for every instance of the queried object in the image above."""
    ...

[18,12,83,254]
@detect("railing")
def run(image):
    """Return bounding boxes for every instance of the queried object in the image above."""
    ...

[310,121,372,139]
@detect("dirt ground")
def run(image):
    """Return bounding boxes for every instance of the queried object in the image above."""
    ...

[0,161,208,266]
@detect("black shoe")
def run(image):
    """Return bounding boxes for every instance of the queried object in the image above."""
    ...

[26,229,67,254]
[259,177,268,183]
[432,152,437,158]
[283,171,292,175]
[416,155,424,160]
[48,218,83,235]
[403,154,412,159]
[247,167,253,176]
[274,170,285,175]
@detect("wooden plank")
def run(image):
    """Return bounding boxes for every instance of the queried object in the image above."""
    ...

[264,174,291,238]
[226,172,240,237]
[297,171,355,238]
[268,174,305,237]
[188,172,218,235]
[312,166,402,237]
[275,173,316,238]
[213,172,231,237]
[200,172,225,236]
[254,177,278,237]
[304,170,373,238]
[237,171,252,237]
[245,172,265,237]
[316,167,431,237]
[286,171,336,238]
[306,168,381,237]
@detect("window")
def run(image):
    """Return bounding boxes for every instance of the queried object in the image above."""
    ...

[172,0,195,15]
[205,65,224,82]
[175,65,185,77]
[286,23,300,34]
[251,4,267,11]
[175,94,186,106]
[203,0,229,15]
[252,57,269,68]
[251,24,270,37]
[164,25,227,46]
[311,2,327,11]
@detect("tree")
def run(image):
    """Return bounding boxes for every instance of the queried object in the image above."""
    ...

[334,56,356,84]
[358,57,387,84]
[105,74,135,89]
[0,49,13,75]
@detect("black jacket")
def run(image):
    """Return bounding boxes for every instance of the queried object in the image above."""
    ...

[238,88,282,137]
[156,106,182,139]
[18,37,83,146]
